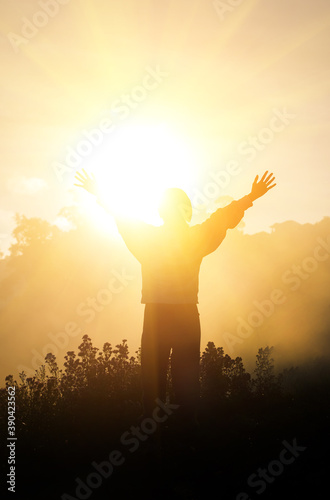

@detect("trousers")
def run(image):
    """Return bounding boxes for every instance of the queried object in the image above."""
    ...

[141,303,201,417]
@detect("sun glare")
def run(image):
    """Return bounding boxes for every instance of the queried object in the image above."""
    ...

[83,123,199,226]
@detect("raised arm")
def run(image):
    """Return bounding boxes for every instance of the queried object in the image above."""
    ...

[74,169,112,214]
[249,171,276,203]
[196,171,276,256]
[222,170,276,226]
[74,168,152,262]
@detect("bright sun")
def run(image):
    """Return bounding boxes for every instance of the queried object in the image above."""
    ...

[82,122,199,226]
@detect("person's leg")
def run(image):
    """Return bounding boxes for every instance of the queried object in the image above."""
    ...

[141,304,172,416]
[170,305,201,422]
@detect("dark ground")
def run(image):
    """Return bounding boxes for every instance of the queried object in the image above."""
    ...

[6,392,329,500]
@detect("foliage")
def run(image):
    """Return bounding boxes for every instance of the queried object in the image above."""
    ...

[0,336,142,441]
[1,213,330,499]
[2,338,330,500]
[252,346,280,397]
[200,341,251,403]
[9,214,59,257]
[0,338,283,441]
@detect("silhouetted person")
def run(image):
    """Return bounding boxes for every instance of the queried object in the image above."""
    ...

[74,169,276,424]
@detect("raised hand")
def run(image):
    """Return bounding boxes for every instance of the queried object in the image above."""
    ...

[250,171,276,201]
[74,169,98,196]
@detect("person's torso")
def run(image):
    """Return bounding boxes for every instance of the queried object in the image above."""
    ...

[140,225,203,304]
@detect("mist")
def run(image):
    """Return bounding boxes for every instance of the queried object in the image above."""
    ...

[1,211,329,381]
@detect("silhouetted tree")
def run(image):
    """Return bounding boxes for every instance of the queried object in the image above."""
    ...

[223,354,251,398]
[200,341,228,402]
[252,346,279,397]
[9,214,58,257]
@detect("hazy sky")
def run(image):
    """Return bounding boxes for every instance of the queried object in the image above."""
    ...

[1,0,330,254]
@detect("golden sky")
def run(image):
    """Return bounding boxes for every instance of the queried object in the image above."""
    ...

[1,0,330,254]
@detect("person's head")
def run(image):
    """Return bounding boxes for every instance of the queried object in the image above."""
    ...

[158,188,192,225]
